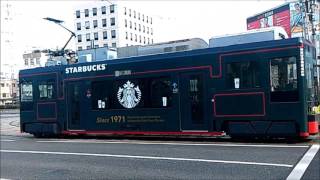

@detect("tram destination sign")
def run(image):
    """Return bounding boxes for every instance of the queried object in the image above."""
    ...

[65,63,107,74]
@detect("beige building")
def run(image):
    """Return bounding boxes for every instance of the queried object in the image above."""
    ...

[22,50,48,69]
[0,78,18,106]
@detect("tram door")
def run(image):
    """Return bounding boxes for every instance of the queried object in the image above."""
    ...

[180,73,207,130]
[67,82,86,130]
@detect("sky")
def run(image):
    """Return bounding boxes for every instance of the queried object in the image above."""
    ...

[1,0,287,76]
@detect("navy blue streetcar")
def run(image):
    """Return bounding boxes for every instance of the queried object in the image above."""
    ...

[19,37,319,138]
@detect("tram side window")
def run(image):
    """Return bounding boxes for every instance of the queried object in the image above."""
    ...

[270,57,298,102]
[150,78,172,108]
[91,77,172,110]
[91,81,110,110]
[38,81,54,99]
[226,61,260,89]
[21,82,33,102]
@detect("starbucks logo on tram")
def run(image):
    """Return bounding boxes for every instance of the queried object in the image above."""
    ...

[117,81,142,109]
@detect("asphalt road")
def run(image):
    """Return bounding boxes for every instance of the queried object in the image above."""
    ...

[1,110,319,180]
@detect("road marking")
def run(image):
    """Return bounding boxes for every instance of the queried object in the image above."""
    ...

[1,178,12,180]
[37,140,309,148]
[286,144,320,180]
[0,149,293,167]
[0,140,16,142]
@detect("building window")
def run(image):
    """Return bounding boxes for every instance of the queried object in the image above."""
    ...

[86,33,90,41]
[30,59,34,66]
[139,35,141,43]
[110,17,115,26]
[87,45,91,50]
[104,43,108,47]
[129,9,131,17]
[76,10,80,18]
[24,59,28,66]
[150,17,152,24]
[94,45,99,48]
[143,25,145,33]
[2,93,6,98]
[139,24,141,32]
[144,37,146,44]
[111,30,116,38]
[85,21,90,29]
[112,43,116,47]
[148,38,150,44]
[130,33,133,41]
[134,22,136,30]
[142,14,144,22]
[93,8,97,16]
[110,4,115,13]
[125,32,128,39]
[94,32,98,40]
[124,7,126,15]
[0,83,4,87]
[134,11,136,18]
[125,19,127,27]
[85,9,89,17]
[151,28,153,35]
[93,20,98,28]
[103,31,107,39]
[102,6,106,15]
[76,22,81,30]
[102,19,107,27]
[152,39,153,44]
[138,13,140,20]
[147,27,149,34]
[146,16,148,23]
[78,46,83,51]
[129,21,132,29]
[77,34,82,43]
[135,34,137,42]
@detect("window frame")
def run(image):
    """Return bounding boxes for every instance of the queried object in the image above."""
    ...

[91,76,173,110]
[110,17,115,26]
[269,56,299,102]
[38,81,55,100]
[21,82,33,102]
[103,31,108,39]
[92,8,97,16]
[85,9,89,17]
[225,60,261,89]
[77,34,82,42]
[101,6,106,15]
[93,20,98,28]
[76,10,81,18]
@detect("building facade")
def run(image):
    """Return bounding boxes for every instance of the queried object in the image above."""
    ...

[246,1,320,58]
[74,1,155,51]
[0,78,18,106]
[22,50,48,69]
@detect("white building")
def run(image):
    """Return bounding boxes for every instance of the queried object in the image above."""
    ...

[74,1,155,51]
[22,50,48,69]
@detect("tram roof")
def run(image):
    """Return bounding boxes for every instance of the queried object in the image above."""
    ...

[20,37,303,76]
